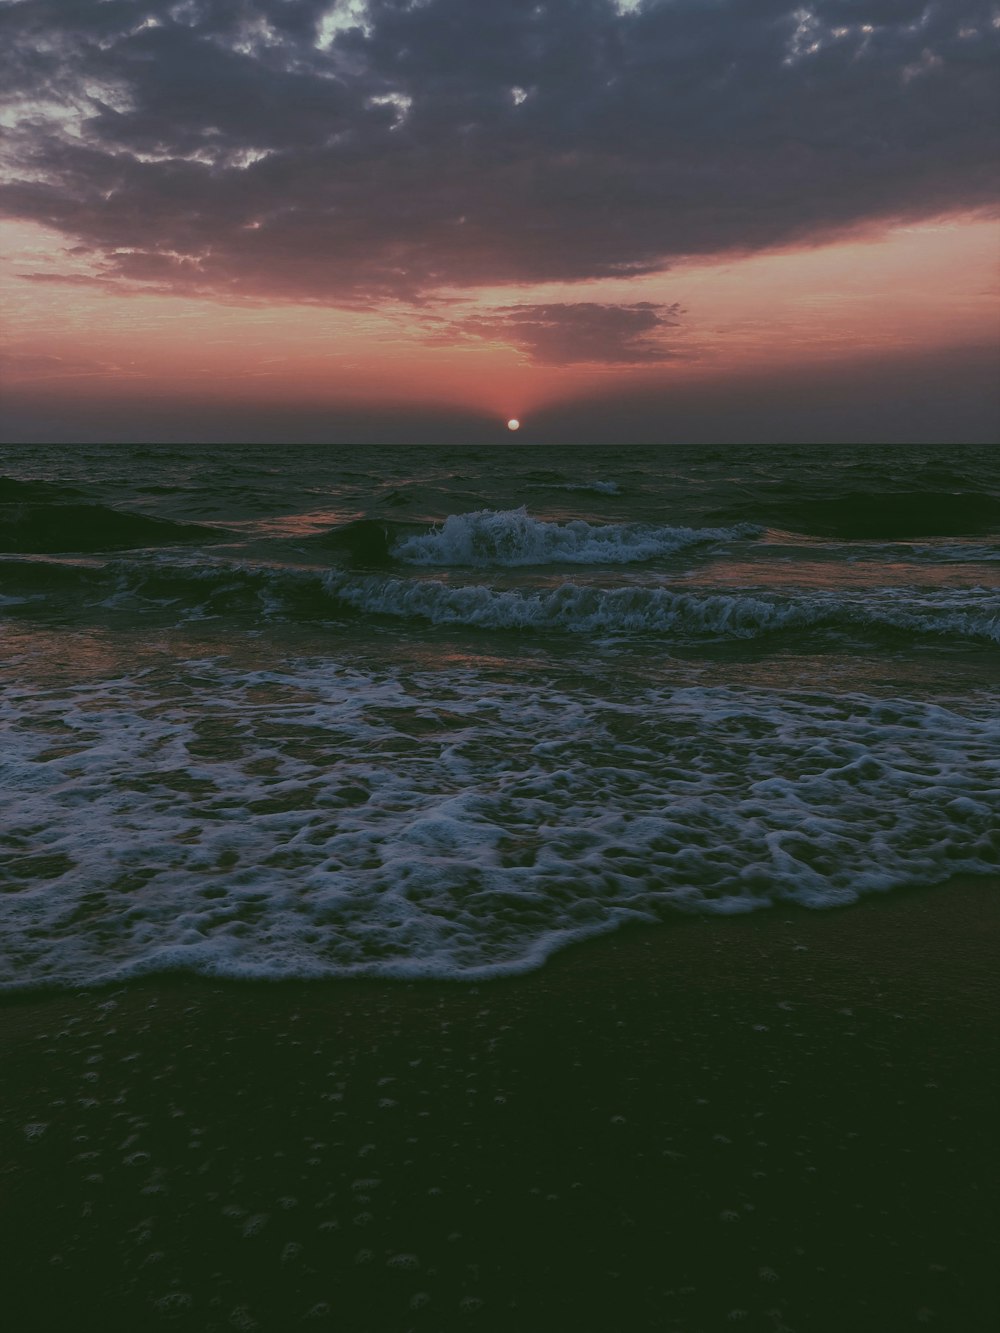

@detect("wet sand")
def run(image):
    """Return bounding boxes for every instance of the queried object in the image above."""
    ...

[2,877,997,1332]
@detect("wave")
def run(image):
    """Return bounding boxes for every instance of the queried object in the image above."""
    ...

[321,573,1000,643]
[0,475,84,503]
[0,500,224,554]
[309,517,396,564]
[710,490,1000,540]
[392,507,756,567]
[5,556,996,646]
[532,480,621,495]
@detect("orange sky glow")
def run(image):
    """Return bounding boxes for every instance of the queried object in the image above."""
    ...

[1,0,997,443]
[2,213,997,433]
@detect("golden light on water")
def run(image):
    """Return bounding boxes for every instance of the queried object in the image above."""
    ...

[507,418,520,431]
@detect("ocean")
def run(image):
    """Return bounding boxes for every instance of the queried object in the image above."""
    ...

[2,442,998,991]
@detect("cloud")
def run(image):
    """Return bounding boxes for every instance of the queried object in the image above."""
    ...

[1,1,997,305]
[0,347,145,383]
[445,301,683,364]
[529,339,1000,444]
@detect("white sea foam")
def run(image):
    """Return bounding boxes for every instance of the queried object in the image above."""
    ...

[393,508,756,566]
[1,662,996,989]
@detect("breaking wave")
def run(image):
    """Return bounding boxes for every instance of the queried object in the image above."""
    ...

[3,557,998,645]
[392,507,757,566]
[323,573,1000,642]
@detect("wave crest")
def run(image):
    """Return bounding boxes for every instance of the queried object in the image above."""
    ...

[325,573,1000,642]
[4,556,998,645]
[392,507,757,567]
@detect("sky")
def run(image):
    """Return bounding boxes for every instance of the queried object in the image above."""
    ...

[1,0,998,445]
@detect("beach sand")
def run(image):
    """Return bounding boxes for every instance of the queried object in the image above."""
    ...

[2,877,997,1333]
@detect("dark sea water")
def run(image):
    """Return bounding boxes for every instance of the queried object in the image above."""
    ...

[1,443,997,989]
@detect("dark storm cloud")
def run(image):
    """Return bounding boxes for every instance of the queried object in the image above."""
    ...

[444,301,683,363]
[1,0,997,304]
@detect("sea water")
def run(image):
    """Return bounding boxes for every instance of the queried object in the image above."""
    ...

[1,443,997,988]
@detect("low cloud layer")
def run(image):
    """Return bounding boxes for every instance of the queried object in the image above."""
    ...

[1,1,997,305]
[446,301,683,364]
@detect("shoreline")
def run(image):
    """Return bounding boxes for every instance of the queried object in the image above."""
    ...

[2,868,995,1004]
[2,876,997,1331]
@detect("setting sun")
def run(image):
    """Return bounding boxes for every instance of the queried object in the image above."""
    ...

[507,418,520,431]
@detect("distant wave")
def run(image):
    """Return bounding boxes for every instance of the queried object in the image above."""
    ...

[531,480,621,495]
[392,507,757,567]
[568,480,620,495]
[710,490,1000,540]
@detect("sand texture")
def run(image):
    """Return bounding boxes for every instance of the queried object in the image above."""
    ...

[1,877,997,1332]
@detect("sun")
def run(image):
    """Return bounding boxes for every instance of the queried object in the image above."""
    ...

[507,418,520,431]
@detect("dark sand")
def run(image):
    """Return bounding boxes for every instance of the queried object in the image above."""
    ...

[2,878,997,1333]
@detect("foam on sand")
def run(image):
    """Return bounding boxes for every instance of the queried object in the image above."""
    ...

[2,661,996,989]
